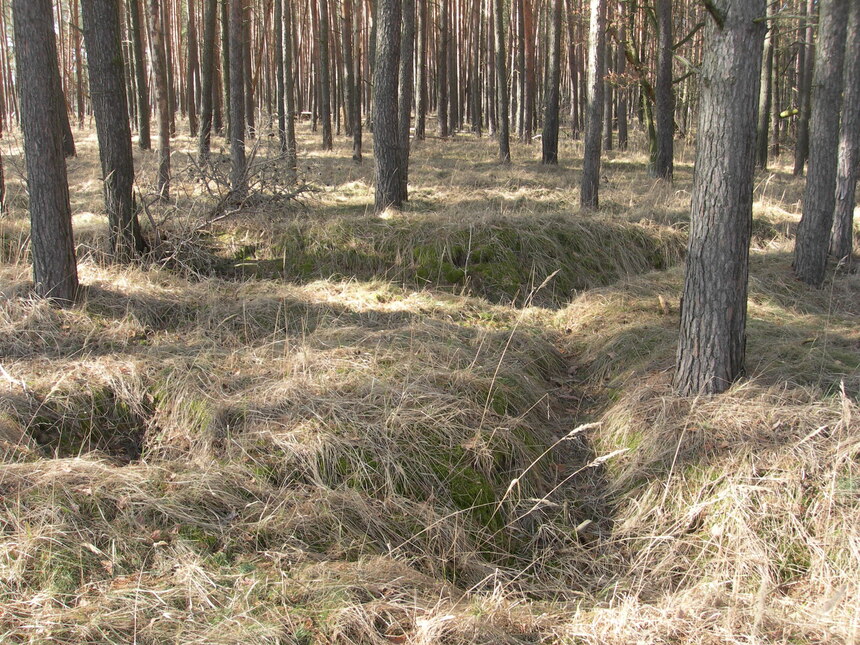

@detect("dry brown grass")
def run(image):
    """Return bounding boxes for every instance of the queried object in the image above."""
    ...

[0,120,857,643]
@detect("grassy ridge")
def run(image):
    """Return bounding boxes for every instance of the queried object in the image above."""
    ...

[0,128,857,643]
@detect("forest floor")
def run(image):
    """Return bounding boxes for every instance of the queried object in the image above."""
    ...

[0,121,858,644]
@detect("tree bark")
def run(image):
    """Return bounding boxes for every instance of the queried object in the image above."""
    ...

[198,0,218,160]
[674,0,766,396]
[580,0,605,209]
[284,0,298,170]
[516,0,525,139]
[221,0,231,141]
[13,0,79,304]
[340,0,356,150]
[616,1,628,150]
[318,0,333,149]
[653,0,673,179]
[149,0,171,199]
[186,0,200,136]
[373,0,402,212]
[493,0,510,161]
[72,0,85,128]
[523,0,534,141]
[793,0,815,176]
[603,43,613,151]
[438,0,449,137]
[275,0,286,152]
[398,0,414,200]
[414,0,427,140]
[242,0,254,137]
[541,0,561,164]
[794,0,848,287]
[447,0,458,134]
[229,0,247,197]
[755,1,774,169]
[129,0,151,150]
[81,0,145,260]
[830,0,859,265]
[565,0,579,137]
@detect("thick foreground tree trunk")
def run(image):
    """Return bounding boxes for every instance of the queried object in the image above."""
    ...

[13,0,79,303]
[794,0,848,287]
[81,0,145,261]
[674,0,766,396]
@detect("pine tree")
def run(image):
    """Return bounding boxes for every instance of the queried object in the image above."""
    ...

[674,0,766,395]
[13,0,79,303]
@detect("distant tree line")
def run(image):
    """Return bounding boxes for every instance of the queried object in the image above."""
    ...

[3,0,858,397]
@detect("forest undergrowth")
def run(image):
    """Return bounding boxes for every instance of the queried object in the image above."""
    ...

[0,124,858,644]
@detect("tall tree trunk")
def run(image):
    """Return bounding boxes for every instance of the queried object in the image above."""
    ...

[470,0,481,134]
[674,0,766,396]
[830,0,860,264]
[353,0,363,159]
[229,0,248,197]
[149,0,171,199]
[541,0,561,163]
[81,0,145,260]
[129,0,151,150]
[340,0,355,140]
[284,0,298,170]
[398,0,414,200]
[523,0,534,141]
[318,0,333,149]
[652,0,673,179]
[516,0,525,139]
[221,0,232,141]
[603,43,613,151]
[447,0,457,133]
[794,0,848,287]
[755,1,774,169]
[414,0,427,140]
[12,0,78,303]
[198,0,217,160]
[163,0,176,136]
[580,0,605,209]
[616,0,627,150]
[438,0,449,137]
[275,0,286,152]
[373,0,402,212]
[769,20,780,157]
[565,0,579,138]
[493,0,509,161]
[793,0,815,176]
[186,0,200,136]
[72,0,85,128]
[242,0,254,137]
